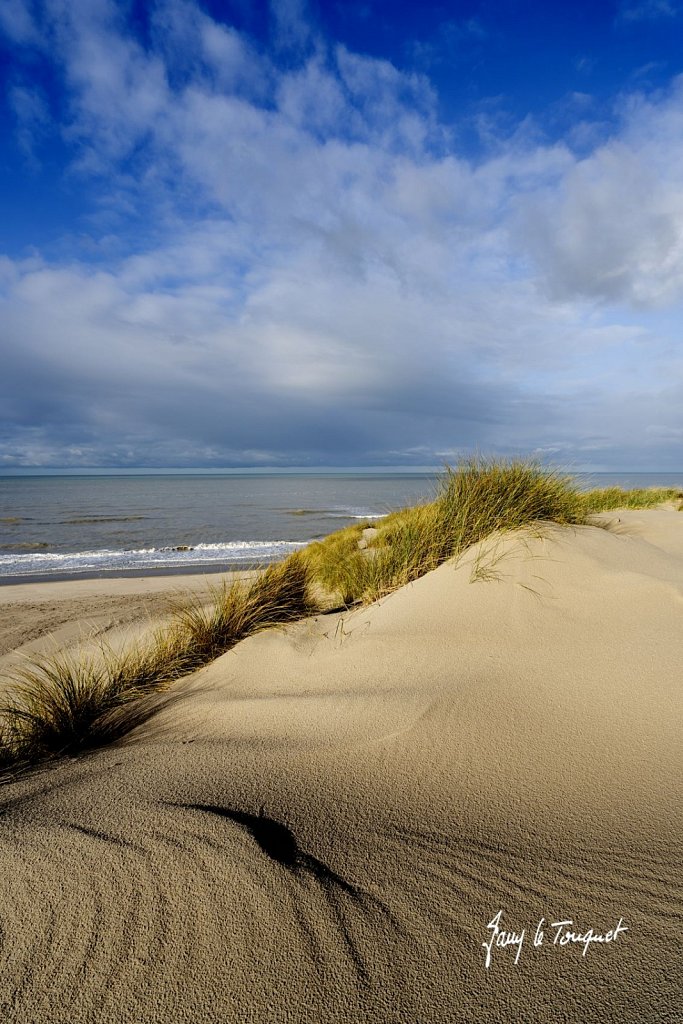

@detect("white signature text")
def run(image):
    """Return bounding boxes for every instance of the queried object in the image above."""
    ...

[482,909,628,969]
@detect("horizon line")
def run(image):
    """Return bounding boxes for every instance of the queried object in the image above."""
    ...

[1,466,682,477]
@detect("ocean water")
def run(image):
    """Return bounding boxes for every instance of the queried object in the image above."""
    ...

[1,470,681,584]
[0,472,439,583]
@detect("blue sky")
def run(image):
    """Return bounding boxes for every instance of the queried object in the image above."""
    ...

[1,0,682,469]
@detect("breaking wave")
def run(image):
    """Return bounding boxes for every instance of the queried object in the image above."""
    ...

[0,540,308,579]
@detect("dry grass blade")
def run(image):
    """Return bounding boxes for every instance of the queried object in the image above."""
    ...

[0,720,17,770]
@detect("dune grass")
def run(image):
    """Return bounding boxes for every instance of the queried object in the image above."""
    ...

[0,651,149,762]
[0,554,313,769]
[579,486,681,513]
[0,458,679,774]
[304,457,588,603]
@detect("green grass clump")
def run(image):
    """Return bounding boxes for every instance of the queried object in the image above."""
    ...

[304,457,587,604]
[579,486,682,513]
[304,463,681,607]
[0,652,147,761]
[0,553,314,769]
[171,552,313,663]
[304,522,372,605]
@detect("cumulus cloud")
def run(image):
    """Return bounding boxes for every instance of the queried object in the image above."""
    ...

[516,78,683,307]
[0,1,681,468]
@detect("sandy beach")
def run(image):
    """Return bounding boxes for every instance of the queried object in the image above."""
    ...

[0,507,681,1023]
[0,570,261,675]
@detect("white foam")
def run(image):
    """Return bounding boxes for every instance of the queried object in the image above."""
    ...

[324,512,384,519]
[0,540,308,578]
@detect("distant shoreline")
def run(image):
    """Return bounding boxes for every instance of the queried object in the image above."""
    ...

[0,560,272,588]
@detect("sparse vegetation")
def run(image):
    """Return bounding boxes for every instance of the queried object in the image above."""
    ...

[1,458,679,775]
[170,552,313,665]
[578,486,681,513]
[0,554,313,770]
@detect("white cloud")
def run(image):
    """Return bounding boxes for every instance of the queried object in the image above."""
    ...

[514,77,683,307]
[270,0,313,52]
[0,2,682,467]
[8,82,50,159]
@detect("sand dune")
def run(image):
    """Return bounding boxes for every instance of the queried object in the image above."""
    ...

[0,509,681,1022]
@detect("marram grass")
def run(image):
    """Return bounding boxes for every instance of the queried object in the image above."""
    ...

[0,459,679,774]
[304,458,588,603]
[0,554,313,769]
[0,651,146,760]
[578,486,681,513]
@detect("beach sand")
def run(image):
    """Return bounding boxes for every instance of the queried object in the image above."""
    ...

[0,508,681,1023]
[0,570,259,674]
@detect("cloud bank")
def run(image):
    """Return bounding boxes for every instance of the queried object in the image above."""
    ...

[1,0,682,469]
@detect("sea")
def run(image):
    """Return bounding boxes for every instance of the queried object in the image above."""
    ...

[1,470,681,585]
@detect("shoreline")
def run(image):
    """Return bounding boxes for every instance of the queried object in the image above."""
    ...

[0,559,273,588]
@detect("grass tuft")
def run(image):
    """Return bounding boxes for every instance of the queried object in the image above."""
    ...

[304,522,370,605]
[171,552,313,664]
[0,651,143,760]
[0,553,314,771]
[304,457,586,603]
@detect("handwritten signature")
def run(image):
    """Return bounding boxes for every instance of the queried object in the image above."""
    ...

[482,909,628,969]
